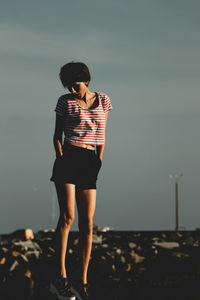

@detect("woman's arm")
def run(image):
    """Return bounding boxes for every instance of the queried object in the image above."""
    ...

[53,114,64,158]
[96,112,109,161]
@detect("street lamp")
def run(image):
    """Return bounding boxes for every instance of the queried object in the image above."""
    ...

[169,173,183,231]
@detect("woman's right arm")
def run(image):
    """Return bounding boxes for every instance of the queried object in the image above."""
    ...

[53,114,64,158]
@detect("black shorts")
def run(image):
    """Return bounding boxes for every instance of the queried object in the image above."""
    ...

[50,143,102,189]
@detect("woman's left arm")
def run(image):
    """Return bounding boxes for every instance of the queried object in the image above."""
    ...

[96,112,109,161]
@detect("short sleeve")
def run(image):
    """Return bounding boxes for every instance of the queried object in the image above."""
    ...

[102,94,113,113]
[54,96,65,116]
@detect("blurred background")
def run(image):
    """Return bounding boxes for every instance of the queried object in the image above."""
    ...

[1,0,200,233]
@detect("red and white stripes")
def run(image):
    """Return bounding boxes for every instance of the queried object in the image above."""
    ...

[54,92,113,145]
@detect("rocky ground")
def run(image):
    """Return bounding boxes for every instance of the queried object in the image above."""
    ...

[0,228,200,300]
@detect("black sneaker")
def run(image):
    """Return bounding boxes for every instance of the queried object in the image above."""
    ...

[71,281,90,300]
[49,276,76,300]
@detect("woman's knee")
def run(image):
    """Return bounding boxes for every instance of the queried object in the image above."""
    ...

[61,212,75,227]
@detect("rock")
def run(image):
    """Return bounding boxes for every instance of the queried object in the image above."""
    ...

[105,251,115,260]
[12,250,21,257]
[128,242,136,249]
[152,237,160,242]
[125,263,132,272]
[25,250,40,259]
[115,248,122,255]
[17,253,29,263]
[102,243,109,248]
[1,228,200,298]
[92,234,103,244]
[1,247,8,253]
[73,238,79,246]
[193,241,199,247]
[176,232,183,238]
[137,245,142,251]
[48,246,55,254]
[9,251,29,264]
[184,236,194,246]
[0,257,6,264]
[11,229,34,240]
[130,251,145,263]
[153,241,179,249]
[112,264,116,272]
[94,226,111,232]
[120,256,126,263]
[24,269,32,279]
[9,260,19,272]
[12,240,42,252]
[101,255,106,260]
[172,252,190,258]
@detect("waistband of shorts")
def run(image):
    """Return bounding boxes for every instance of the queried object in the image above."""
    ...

[63,142,95,153]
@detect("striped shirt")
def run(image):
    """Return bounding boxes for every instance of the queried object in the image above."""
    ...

[54,92,113,145]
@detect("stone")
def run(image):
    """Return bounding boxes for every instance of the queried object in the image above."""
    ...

[73,238,79,246]
[1,228,200,298]
[92,234,103,244]
[25,250,40,259]
[112,264,116,272]
[9,260,19,272]
[11,228,34,240]
[130,251,145,263]
[172,252,190,258]
[17,253,29,263]
[1,247,8,253]
[153,241,179,249]
[176,232,183,238]
[48,246,55,254]
[94,226,111,232]
[0,257,6,264]
[184,236,194,246]
[115,248,122,255]
[13,240,42,252]
[120,256,126,263]
[105,251,115,260]
[102,243,109,248]
[128,242,136,249]
[24,269,32,279]
[12,250,21,257]
[101,256,107,260]
[125,263,132,272]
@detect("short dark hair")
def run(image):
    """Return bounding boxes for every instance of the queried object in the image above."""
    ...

[59,61,91,89]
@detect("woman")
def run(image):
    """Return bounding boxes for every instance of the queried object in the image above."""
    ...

[49,62,112,300]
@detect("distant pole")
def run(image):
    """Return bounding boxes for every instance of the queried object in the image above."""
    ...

[175,182,178,231]
[169,173,183,231]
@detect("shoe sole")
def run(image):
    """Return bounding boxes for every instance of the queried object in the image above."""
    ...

[70,286,83,300]
[49,283,76,300]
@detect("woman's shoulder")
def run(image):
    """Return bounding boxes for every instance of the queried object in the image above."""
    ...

[56,93,73,105]
[97,92,110,98]
[97,92,113,112]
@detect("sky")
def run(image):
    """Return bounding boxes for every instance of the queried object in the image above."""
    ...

[1,0,200,233]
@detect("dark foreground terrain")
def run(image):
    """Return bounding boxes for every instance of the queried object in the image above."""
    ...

[1,228,200,300]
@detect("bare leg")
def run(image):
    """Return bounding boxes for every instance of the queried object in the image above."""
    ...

[76,188,96,284]
[54,182,76,278]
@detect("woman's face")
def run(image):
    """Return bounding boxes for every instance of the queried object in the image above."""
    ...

[68,81,88,98]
